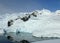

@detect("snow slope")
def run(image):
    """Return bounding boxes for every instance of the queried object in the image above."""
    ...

[0,9,60,37]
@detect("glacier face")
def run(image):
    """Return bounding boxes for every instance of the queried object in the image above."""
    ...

[0,9,60,37]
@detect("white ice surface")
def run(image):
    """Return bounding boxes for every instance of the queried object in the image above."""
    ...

[0,9,60,37]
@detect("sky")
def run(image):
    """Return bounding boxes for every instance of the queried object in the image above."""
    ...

[0,0,60,14]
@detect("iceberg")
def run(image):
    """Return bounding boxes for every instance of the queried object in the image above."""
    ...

[0,9,60,43]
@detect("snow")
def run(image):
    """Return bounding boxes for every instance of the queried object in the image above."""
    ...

[0,9,60,38]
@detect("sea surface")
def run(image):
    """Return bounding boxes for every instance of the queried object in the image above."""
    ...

[0,32,60,43]
[0,35,13,43]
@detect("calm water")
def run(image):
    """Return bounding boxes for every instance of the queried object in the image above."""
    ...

[0,35,13,43]
[0,32,60,43]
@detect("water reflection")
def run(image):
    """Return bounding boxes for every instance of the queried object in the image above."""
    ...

[0,32,60,43]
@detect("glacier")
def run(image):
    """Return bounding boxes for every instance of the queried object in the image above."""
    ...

[0,9,60,38]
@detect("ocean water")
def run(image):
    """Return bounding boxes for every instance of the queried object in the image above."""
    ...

[0,36,13,43]
[0,32,60,43]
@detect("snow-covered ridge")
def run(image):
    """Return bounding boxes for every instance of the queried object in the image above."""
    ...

[0,9,60,37]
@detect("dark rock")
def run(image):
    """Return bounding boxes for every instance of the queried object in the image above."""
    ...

[8,20,13,27]
[21,15,30,22]
[31,13,37,17]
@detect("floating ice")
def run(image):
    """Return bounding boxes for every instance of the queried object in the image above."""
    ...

[0,9,60,37]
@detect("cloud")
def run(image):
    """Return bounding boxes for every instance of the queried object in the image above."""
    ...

[55,10,60,15]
